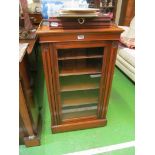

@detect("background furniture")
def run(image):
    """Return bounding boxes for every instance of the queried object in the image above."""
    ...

[87,0,118,20]
[20,37,38,54]
[20,0,33,30]
[116,18,135,81]
[20,36,39,72]
[116,42,135,81]
[29,13,43,25]
[19,43,41,147]
[37,21,123,133]
[119,0,135,26]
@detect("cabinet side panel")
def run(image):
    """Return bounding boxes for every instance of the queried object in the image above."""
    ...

[41,44,57,125]
[98,45,111,118]
[49,44,62,123]
[101,41,119,118]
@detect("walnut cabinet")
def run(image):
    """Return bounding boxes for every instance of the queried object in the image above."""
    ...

[36,22,123,133]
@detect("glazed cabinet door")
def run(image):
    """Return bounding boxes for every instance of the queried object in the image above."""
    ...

[49,41,113,125]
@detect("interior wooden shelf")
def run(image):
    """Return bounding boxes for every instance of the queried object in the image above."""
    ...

[62,102,97,110]
[60,75,100,92]
[62,109,97,120]
[61,90,99,107]
[59,63,102,76]
[58,47,103,60]
[58,55,103,60]
[62,105,97,114]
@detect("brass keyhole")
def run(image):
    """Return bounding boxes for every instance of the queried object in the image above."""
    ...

[78,18,85,24]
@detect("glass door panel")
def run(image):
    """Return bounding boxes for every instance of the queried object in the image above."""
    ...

[57,47,104,121]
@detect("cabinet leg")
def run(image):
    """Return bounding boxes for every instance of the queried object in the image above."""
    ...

[24,135,40,147]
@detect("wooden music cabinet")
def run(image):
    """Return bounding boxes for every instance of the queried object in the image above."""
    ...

[36,21,123,133]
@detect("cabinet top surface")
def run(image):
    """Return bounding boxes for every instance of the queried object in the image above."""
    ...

[36,20,123,35]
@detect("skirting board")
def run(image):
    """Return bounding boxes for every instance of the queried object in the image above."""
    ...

[52,119,107,133]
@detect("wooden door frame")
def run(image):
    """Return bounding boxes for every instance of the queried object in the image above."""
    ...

[51,40,112,123]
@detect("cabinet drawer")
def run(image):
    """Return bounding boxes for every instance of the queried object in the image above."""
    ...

[39,32,120,43]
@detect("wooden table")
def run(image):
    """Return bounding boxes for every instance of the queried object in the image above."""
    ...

[19,41,41,147]
[20,39,37,54]
[19,36,38,71]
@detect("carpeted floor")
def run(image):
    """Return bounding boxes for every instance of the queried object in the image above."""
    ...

[19,53,135,155]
